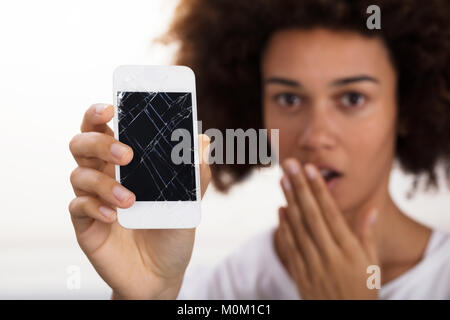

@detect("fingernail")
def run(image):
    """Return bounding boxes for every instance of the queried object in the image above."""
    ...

[99,205,116,218]
[284,159,299,175]
[96,104,110,115]
[112,185,133,202]
[281,176,291,190]
[201,134,211,144]
[304,163,317,180]
[111,143,129,159]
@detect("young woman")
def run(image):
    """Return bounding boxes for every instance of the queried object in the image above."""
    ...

[68,0,450,299]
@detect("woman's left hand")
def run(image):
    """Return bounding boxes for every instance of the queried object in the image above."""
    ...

[277,158,379,300]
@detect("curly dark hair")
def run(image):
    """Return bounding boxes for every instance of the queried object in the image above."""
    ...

[156,0,450,196]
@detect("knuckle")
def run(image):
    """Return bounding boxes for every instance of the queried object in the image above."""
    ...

[84,131,102,145]
[81,104,103,131]
[69,196,95,217]
[70,132,103,155]
[69,133,82,153]
[68,198,78,214]
[90,170,103,187]
[75,132,106,158]
[77,195,90,208]
[70,167,82,185]
[87,104,98,116]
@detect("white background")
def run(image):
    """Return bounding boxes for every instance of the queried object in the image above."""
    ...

[0,0,449,299]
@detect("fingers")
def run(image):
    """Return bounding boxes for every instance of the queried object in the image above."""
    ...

[278,207,309,288]
[81,103,115,135]
[69,131,133,167]
[198,133,211,165]
[279,177,324,276]
[280,176,308,251]
[303,163,355,249]
[70,167,135,208]
[281,159,337,256]
[199,134,211,199]
[357,208,378,264]
[69,195,117,224]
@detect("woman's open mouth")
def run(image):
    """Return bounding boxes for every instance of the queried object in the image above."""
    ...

[318,167,342,190]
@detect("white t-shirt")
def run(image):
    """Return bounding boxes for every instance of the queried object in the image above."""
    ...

[177,226,450,299]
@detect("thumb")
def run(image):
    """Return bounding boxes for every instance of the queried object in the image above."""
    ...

[357,208,378,263]
[198,134,211,198]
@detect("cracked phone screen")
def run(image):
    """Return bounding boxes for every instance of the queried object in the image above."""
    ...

[117,91,197,201]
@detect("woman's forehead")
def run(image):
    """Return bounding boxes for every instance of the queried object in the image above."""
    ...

[261,28,392,81]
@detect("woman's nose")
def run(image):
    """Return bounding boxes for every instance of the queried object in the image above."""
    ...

[297,107,336,152]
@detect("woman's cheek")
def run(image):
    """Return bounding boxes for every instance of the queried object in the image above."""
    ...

[341,122,394,209]
[265,112,298,161]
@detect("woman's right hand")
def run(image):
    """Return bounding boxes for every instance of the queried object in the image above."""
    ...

[68,103,211,299]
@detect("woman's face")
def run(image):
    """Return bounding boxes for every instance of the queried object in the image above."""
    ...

[262,28,398,213]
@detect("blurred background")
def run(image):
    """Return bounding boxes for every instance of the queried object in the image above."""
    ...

[0,0,449,299]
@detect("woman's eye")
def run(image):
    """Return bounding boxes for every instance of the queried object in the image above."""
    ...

[274,93,301,108]
[340,92,366,108]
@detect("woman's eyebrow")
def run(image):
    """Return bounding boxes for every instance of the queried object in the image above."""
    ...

[330,75,380,86]
[264,77,301,88]
[263,75,379,88]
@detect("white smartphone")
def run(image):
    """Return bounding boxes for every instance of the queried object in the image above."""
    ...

[113,65,201,229]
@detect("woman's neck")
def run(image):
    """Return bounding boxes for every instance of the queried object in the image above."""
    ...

[345,183,432,284]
